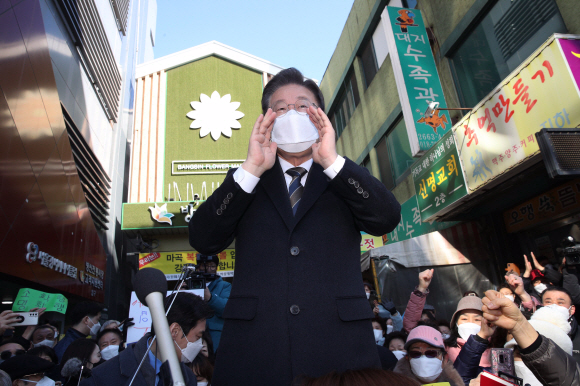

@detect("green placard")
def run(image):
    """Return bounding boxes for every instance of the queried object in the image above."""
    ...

[384,196,459,245]
[385,6,452,153]
[12,288,68,314]
[412,131,468,222]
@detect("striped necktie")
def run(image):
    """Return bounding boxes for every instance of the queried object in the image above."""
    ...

[286,167,307,215]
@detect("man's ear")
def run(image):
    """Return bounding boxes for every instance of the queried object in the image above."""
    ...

[82,315,90,325]
[169,322,181,338]
[571,305,576,316]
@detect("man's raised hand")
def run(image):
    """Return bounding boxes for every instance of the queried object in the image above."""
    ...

[308,106,337,169]
[482,290,525,331]
[418,269,434,293]
[241,109,278,177]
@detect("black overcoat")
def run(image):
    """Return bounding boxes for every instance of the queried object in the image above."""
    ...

[189,157,401,385]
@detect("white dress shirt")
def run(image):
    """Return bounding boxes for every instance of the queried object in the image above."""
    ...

[233,155,346,193]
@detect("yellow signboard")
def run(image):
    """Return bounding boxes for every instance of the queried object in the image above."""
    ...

[139,250,235,280]
[453,37,580,193]
[360,233,384,252]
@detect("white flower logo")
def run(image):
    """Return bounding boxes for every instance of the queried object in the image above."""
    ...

[186,91,245,141]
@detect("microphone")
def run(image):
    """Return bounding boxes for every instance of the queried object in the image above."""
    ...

[133,268,185,386]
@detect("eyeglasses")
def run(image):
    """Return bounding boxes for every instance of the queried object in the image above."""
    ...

[271,98,317,116]
[408,349,442,359]
[0,349,25,360]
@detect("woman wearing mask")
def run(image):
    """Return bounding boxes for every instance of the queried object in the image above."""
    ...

[445,296,494,386]
[437,320,451,340]
[372,316,386,346]
[385,331,408,360]
[60,339,101,386]
[96,328,123,361]
[394,326,463,385]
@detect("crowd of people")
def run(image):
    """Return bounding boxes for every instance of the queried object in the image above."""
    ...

[0,252,579,385]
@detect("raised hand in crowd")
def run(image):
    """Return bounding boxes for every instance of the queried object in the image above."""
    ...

[504,274,533,304]
[0,310,20,335]
[523,254,532,278]
[530,252,545,272]
[418,269,434,293]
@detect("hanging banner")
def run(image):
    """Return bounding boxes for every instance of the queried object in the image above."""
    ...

[504,179,580,233]
[12,288,68,314]
[139,249,236,279]
[453,35,580,194]
[360,232,384,252]
[383,196,459,245]
[412,130,468,222]
[382,6,452,155]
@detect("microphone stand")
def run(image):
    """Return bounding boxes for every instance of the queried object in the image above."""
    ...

[127,266,195,386]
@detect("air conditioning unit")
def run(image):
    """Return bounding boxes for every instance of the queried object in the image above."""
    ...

[536,128,580,178]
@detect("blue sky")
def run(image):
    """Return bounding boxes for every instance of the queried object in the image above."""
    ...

[153,0,355,81]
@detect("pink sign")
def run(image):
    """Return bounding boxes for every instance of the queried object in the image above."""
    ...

[559,38,580,92]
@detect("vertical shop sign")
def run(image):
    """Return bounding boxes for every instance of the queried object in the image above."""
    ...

[454,36,580,193]
[412,130,468,222]
[383,196,459,245]
[383,6,452,156]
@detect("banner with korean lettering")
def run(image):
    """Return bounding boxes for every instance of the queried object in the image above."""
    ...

[504,179,580,233]
[454,36,580,193]
[383,196,459,245]
[138,250,236,279]
[360,232,384,252]
[383,6,452,155]
[412,130,468,222]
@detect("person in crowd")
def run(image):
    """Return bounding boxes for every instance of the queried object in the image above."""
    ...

[504,273,541,317]
[29,324,57,349]
[385,318,394,335]
[394,325,463,385]
[197,254,231,351]
[0,340,25,364]
[0,311,20,336]
[420,304,437,325]
[384,331,408,360]
[445,296,494,385]
[371,316,398,370]
[376,298,403,331]
[298,368,419,386]
[96,328,123,361]
[27,346,61,384]
[60,339,100,386]
[403,269,434,333]
[437,320,451,340]
[189,354,213,386]
[0,370,10,386]
[54,302,103,361]
[371,316,386,346]
[463,291,479,297]
[0,355,55,386]
[523,253,556,302]
[99,320,119,333]
[498,284,515,302]
[482,289,580,385]
[189,67,401,384]
[200,330,215,365]
[541,286,578,344]
[81,292,212,386]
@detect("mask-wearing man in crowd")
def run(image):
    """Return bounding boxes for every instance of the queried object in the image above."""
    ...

[542,286,577,338]
[197,254,231,351]
[53,302,103,362]
[80,292,213,386]
[30,325,57,349]
[0,355,55,386]
[96,328,124,361]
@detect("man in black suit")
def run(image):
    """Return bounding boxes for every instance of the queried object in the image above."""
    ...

[189,68,401,385]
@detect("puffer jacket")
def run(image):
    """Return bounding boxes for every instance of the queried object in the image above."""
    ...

[520,334,580,386]
[394,356,464,386]
[450,334,491,386]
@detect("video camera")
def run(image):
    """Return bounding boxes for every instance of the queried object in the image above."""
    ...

[184,254,220,289]
[560,236,580,266]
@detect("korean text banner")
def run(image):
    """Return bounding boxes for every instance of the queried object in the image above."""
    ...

[12,288,68,314]
[383,6,452,155]
[139,250,236,280]
[383,196,459,245]
[360,232,384,252]
[412,130,468,222]
[453,36,580,193]
[504,179,580,233]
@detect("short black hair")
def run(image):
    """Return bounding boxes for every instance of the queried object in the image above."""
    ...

[151,292,214,337]
[96,328,123,346]
[70,302,103,326]
[372,316,386,332]
[383,331,408,348]
[60,339,98,371]
[261,68,324,114]
[541,286,573,303]
[26,346,58,364]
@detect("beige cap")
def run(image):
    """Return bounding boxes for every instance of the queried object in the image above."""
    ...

[451,296,483,327]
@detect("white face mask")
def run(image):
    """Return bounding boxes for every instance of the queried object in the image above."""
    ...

[386,325,394,334]
[543,303,573,318]
[373,329,385,345]
[505,295,515,302]
[457,322,481,341]
[18,377,56,386]
[34,339,54,348]
[100,345,120,360]
[410,356,443,382]
[534,283,547,294]
[441,333,450,340]
[87,318,101,336]
[271,109,319,153]
[366,292,370,299]
[174,329,203,363]
[392,350,406,360]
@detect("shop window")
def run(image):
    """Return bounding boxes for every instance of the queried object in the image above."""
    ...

[329,69,360,138]
[360,39,379,89]
[375,118,414,189]
[362,155,372,175]
[450,0,566,108]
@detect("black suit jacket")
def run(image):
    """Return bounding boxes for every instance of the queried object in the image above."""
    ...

[189,157,401,385]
